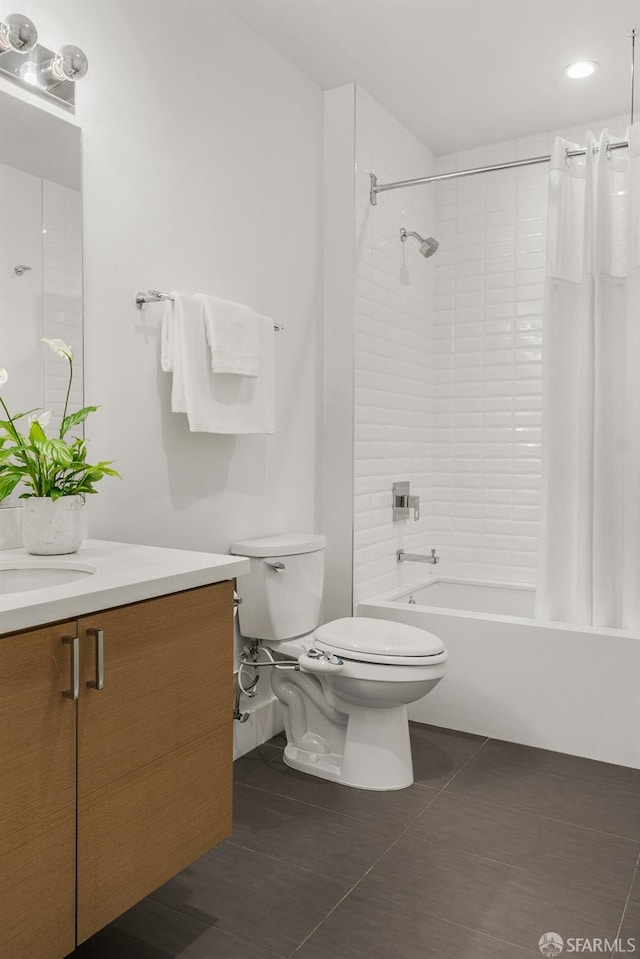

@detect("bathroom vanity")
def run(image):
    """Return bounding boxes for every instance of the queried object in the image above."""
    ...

[0,540,248,959]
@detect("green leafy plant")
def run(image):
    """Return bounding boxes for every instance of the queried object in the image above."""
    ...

[0,338,120,501]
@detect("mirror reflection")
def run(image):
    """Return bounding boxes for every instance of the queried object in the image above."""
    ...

[0,89,82,507]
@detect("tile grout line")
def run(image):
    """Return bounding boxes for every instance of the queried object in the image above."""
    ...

[246,734,640,846]
[289,736,492,957]
[234,777,437,830]
[245,733,637,956]
[292,732,636,957]
[433,788,640,845]
[435,739,640,844]
[444,737,640,800]
[431,734,491,795]
[610,848,640,959]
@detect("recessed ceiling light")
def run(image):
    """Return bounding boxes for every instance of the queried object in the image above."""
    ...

[564,60,599,79]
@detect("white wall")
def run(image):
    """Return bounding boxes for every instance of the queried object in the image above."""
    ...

[5,0,323,555]
[322,85,356,622]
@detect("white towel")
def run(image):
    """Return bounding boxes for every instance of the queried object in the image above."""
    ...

[160,298,174,372]
[161,293,275,434]
[196,294,260,377]
[184,312,275,434]
[167,291,203,417]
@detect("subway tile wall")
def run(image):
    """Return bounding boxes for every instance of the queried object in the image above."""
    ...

[353,90,628,601]
[353,87,436,603]
[431,114,627,585]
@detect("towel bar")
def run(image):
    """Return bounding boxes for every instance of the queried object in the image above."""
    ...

[135,290,284,331]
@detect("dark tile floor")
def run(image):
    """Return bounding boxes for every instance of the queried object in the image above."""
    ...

[71,724,640,959]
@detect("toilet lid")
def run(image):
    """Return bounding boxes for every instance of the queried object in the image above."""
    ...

[313,617,445,664]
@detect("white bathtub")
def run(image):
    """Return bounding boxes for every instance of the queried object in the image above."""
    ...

[358,577,640,769]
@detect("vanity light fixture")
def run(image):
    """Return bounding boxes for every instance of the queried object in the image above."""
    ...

[0,13,88,111]
[563,60,599,79]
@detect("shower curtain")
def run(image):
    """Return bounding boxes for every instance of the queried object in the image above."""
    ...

[536,127,640,630]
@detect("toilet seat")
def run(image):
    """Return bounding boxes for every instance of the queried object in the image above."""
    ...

[313,617,446,666]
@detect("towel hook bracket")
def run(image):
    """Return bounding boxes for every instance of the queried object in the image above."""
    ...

[136,289,174,310]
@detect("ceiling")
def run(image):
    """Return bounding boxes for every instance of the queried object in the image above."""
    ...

[221,0,639,155]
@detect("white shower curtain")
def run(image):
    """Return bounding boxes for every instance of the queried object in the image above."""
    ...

[536,126,640,630]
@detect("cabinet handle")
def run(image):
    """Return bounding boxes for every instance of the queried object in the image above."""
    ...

[62,636,80,700]
[86,628,105,690]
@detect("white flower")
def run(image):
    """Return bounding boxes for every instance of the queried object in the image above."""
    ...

[29,410,52,428]
[42,337,73,360]
[0,369,7,389]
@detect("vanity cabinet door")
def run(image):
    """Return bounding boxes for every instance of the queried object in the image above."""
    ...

[75,582,234,944]
[0,622,77,959]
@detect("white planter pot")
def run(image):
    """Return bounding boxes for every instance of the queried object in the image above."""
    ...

[22,496,86,555]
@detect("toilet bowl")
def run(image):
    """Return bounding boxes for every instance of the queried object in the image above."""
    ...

[231,534,447,790]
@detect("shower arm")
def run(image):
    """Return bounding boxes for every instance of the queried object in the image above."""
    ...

[400,228,423,244]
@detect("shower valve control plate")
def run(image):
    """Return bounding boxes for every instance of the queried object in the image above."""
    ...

[393,481,420,521]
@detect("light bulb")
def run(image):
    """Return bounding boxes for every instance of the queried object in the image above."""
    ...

[18,59,45,89]
[51,44,88,81]
[564,60,599,79]
[37,44,89,88]
[0,13,38,53]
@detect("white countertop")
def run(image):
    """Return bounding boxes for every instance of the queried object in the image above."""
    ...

[0,539,250,635]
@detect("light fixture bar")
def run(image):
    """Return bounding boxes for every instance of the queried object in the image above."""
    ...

[0,16,87,111]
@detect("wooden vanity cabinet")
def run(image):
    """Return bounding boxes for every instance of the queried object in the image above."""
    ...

[0,620,77,959]
[76,582,233,943]
[0,580,234,959]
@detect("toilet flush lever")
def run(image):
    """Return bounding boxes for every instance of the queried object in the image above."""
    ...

[264,560,285,572]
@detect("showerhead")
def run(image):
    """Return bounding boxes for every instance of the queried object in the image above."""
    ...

[400,227,439,259]
[419,237,439,258]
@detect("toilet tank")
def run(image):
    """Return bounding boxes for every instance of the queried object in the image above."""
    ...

[230,534,326,641]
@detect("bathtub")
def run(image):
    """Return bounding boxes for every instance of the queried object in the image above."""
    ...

[358,577,640,769]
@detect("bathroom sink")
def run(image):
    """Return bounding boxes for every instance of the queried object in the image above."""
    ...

[0,562,96,595]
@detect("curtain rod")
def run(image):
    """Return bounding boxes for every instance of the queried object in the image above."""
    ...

[369,140,630,205]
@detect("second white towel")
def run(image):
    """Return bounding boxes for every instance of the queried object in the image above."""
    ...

[196,294,260,377]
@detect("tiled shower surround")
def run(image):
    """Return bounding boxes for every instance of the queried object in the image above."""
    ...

[353,89,628,602]
[353,88,436,601]
[429,147,547,586]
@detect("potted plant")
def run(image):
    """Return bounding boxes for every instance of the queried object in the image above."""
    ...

[0,337,119,554]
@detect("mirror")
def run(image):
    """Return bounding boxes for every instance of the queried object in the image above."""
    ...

[0,88,82,507]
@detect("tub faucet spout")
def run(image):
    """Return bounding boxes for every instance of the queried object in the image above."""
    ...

[396,548,439,564]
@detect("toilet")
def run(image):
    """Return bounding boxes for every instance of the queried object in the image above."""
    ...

[231,533,447,791]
